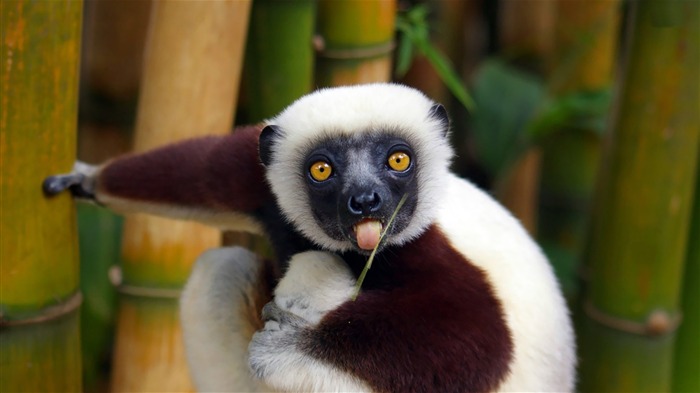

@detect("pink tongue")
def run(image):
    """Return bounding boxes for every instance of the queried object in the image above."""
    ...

[355,220,382,250]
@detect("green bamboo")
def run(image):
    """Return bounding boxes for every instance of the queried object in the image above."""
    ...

[672,145,700,392]
[538,0,622,299]
[315,0,396,86]
[77,205,122,391]
[0,0,83,391]
[580,1,700,391]
[242,0,316,123]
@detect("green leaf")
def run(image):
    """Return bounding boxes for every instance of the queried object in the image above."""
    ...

[418,40,475,111]
[395,26,414,78]
[469,59,545,177]
[394,4,474,111]
[528,88,613,140]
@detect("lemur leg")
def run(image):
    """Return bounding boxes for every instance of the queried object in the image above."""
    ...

[249,251,373,393]
[181,247,277,392]
[42,126,271,233]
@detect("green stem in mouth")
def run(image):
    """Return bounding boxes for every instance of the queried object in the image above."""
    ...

[351,193,409,301]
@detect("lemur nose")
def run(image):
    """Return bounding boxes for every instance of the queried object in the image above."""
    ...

[348,192,382,215]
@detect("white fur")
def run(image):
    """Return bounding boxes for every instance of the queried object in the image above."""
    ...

[180,247,272,392]
[273,251,357,324]
[97,193,265,234]
[249,251,372,392]
[264,84,453,252]
[436,174,577,392]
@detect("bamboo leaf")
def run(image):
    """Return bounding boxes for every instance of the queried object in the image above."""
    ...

[417,40,475,111]
[394,24,414,78]
[528,88,613,140]
[469,59,544,177]
[395,4,474,111]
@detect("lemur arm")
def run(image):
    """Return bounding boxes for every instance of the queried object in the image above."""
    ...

[43,125,272,233]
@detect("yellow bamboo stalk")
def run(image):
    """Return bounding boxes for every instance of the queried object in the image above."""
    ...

[499,0,555,72]
[550,0,621,93]
[1,0,83,390]
[315,0,396,86]
[493,150,542,234]
[110,2,251,391]
[538,0,622,298]
[111,296,190,392]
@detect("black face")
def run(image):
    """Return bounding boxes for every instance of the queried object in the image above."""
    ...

[302,132,419,252]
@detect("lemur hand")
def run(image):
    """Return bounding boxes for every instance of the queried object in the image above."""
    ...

[248,251,356,380]
[43,161,98,200]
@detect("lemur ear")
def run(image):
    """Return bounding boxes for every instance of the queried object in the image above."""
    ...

[428,104,449,137]
[259,125,281,166]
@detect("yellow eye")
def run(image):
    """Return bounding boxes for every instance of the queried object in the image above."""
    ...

[310,161,333,181]
[388,151,411,172]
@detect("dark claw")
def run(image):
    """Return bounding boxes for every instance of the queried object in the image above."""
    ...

[261,302,280,322]
[42,173,95,200]
[42,174,83,196]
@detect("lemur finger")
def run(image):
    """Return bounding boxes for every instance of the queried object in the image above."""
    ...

[261,301,307,329]
[43,173,84,196]
[261,302,281,322]
[43,161,98,200]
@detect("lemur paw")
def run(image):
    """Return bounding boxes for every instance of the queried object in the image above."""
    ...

[43,161,98,200]
[248,251,356,381]
[273,251,357,324]
[248,301,310,379]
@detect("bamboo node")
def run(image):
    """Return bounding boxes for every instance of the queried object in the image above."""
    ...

[584,300,682,336]
[0,292,82,328]
[646,309,678,336]
[314,36,395,60]
[109,266,182,299]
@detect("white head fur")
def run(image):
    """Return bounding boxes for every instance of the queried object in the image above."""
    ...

[263,83,453,252]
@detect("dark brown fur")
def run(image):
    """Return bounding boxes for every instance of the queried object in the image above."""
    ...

[98,126,272,212]
[305,225,514,393]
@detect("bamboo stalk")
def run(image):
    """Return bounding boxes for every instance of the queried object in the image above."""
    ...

[580,1,700,391]
[499,0,555,74]
[673,145,700,392]
[111,296,190,392]
[1,0,83,390]
[315,0,396,86]
[242,0,316,123]
[81,0,151,103]
[493,150,542,234]
[538,0,622,298]
[77,204,123,391]
[110,2,251,391]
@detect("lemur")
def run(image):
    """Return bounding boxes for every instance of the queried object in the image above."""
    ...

[45,83,576,392]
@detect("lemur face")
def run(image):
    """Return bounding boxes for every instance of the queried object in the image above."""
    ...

[259,84,453,253]
[301,132,419,253]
